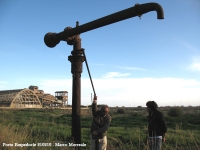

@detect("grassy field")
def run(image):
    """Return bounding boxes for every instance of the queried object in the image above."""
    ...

[0,107,200,150]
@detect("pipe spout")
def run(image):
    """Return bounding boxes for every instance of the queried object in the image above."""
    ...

[44,2,164,48]
[135,3,164,19]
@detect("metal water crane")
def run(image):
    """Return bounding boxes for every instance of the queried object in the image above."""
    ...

[44,2,164,148]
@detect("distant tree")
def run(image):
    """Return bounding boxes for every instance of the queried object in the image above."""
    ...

[167,107,183,117]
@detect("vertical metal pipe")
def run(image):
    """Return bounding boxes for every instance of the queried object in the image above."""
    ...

[71,69,81,143]
[68,35,84,148]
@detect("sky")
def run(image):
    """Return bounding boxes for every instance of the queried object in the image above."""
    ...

[0,0,200,107]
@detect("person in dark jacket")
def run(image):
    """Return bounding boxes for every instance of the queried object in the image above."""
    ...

[146,101,167,150]
[90,95,111,150]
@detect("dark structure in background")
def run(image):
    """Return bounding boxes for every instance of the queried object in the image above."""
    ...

[0,85,68,108]
[55,91,68,106]
[44,2,164,147]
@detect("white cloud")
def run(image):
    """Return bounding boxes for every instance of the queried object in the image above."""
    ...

[190,63,200,71]
[176,40,200,72]
[176,39,199,53]
[38,77,200,107]
[117,66,146,71]
[182,42,199,53]
[0,81,8,89]
[38,79,72,94]
[102,72,130,78]
[189,56,200,71]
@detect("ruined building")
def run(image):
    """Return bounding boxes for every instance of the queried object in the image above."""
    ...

[0,85,68,108]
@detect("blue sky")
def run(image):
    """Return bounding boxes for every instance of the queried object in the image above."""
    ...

[0,0,200,107]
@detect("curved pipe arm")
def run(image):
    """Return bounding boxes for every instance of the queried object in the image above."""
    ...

[44,2,164,48]
[135,2,164,19]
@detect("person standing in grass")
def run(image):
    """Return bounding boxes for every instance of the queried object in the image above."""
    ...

[146,101,167,150]
[90,95,112,150]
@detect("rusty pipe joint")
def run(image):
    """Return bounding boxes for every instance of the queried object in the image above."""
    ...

[44,27,78,48]
[64,27,76,45]
[64,26,82,50]
[44,22,81,48]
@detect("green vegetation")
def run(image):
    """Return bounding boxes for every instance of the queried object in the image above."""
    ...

[0,107,200,150]
[167,107,183,117]
[116,108,126,114]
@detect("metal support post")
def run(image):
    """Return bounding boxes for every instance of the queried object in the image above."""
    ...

[68,31,84,147]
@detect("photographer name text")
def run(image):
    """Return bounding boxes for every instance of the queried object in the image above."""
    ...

[3,142,86,147]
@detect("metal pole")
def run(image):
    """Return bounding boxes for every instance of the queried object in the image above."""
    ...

[68,31,84,147]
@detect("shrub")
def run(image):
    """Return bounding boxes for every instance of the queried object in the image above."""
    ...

[167,107,183,117]
[116,108,126,114]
